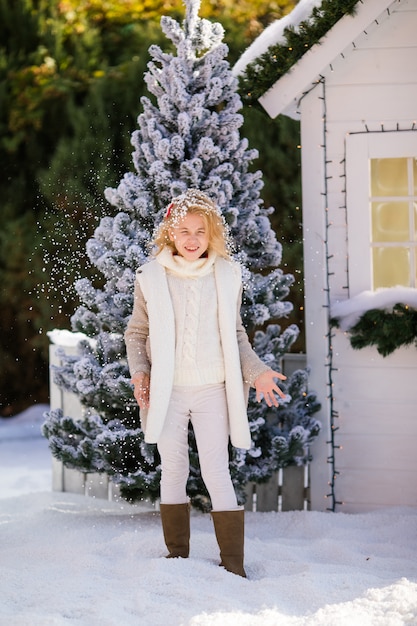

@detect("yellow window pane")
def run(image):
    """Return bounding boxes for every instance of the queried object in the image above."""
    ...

[415,202,417,241]
[372,247,410,288]
[414,159,417,195]
[371,202,410,242]
[370,158,408,196]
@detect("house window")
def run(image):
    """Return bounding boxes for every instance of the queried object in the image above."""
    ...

[370,157,417,288]
[346,132,417,295]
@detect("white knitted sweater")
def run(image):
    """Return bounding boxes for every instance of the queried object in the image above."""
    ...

[158,248,225,386]
[124,249,270,448]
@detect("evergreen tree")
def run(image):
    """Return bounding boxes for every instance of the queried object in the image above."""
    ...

[1,0,297,416]
[42,0,320,509]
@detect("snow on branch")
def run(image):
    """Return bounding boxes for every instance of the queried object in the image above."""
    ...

[331,287,417,331]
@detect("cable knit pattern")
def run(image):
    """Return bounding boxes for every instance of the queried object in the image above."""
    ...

[167,273,225,385]
[182,277,199,362]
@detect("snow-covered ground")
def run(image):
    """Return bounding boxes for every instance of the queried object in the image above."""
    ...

[1,406,416,626]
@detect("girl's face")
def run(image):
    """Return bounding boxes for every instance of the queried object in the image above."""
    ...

[168,213,209,261]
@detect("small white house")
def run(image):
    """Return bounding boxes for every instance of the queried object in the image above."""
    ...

[237,0,417,512]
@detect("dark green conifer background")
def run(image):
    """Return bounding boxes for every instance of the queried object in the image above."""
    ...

[0,0,302,415]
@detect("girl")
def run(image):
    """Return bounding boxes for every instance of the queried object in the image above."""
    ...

[124,189,286,577]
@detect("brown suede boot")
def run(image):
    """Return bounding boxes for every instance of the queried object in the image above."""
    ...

[211,509,247,577]
[159,503,190,558]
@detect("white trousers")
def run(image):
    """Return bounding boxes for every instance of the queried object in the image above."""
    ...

[157,383,238,511]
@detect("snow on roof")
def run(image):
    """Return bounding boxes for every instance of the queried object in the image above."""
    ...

[238,0,394,119]
[233,0,323,77]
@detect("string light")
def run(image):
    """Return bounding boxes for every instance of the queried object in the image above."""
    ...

[318,78,340,512]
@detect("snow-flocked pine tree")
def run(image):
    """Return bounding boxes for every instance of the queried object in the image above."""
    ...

[42,0,321,510]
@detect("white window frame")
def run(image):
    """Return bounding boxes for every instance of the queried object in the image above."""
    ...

[346,131,417,295]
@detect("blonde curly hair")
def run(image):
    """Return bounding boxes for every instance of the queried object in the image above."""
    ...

[151,189,232,258]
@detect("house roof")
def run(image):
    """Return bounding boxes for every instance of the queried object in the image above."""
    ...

[236,0,395,120]
[233,0,323,78]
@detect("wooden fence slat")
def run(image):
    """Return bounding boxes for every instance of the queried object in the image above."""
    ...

[85,473,110,499]
[281,465,307,511]
[256,473,279,512]
[62,466,85,495]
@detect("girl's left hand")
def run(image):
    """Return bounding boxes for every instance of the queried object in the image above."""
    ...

[254,370,286,407]
[131,372,150,409]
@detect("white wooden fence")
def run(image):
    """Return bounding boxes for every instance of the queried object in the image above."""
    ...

[49,336,308,511]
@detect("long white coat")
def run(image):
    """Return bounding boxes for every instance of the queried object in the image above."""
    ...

[124,256,269,449]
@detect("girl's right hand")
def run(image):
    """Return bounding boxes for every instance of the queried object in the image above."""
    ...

[254,369,286,407]
[131,372,150,409]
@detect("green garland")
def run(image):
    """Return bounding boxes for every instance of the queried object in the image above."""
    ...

[331,304,417,357]
[239,0,361,105]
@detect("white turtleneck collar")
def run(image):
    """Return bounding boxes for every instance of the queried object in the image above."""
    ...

[156,247,217,278]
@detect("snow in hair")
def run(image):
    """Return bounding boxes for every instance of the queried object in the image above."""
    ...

[152,189,233,257]
[164,189,221,221]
